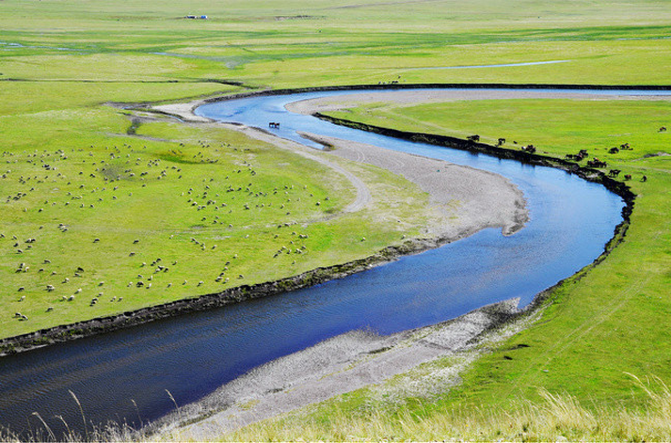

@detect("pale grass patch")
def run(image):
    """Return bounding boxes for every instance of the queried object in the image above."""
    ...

[224,376,671,442]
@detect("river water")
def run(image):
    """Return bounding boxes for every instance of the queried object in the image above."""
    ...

[1,87,656,437]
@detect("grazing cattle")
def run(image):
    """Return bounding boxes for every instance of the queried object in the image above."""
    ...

[522,145,536,154]
[587,158,607,168]
[609,147,619,154]
[608,169,621,177]
[467,134,480,142]
[642,175,648,182]
[624,174,632,181]
[497,138,506,146]
[659,127,666,132]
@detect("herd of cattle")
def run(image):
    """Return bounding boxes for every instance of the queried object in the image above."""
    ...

[465,133,653,183]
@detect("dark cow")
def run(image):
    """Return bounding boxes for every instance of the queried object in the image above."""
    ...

[587,158,607,168]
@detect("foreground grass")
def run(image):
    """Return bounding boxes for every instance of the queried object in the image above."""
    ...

[5,378,671,442]
[227,377,671,442]
[218,97,671,439]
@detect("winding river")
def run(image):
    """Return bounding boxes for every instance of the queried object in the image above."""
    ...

[1,87,664,437]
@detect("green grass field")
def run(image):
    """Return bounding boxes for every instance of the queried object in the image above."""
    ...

[2,0,671,440]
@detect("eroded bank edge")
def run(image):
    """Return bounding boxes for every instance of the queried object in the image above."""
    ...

[0,235,465,357]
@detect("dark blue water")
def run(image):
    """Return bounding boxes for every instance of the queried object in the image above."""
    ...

[0,87,647,437]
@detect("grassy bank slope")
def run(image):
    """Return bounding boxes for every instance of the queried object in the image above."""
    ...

[224,97,671,440]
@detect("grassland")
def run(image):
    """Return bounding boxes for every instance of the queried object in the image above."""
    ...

[2,0,671,440]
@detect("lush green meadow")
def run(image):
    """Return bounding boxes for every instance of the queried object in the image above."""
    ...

[1,105,441,338]
[2,0,671,439]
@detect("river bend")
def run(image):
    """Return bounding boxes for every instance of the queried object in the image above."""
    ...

[1,87,658,436]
